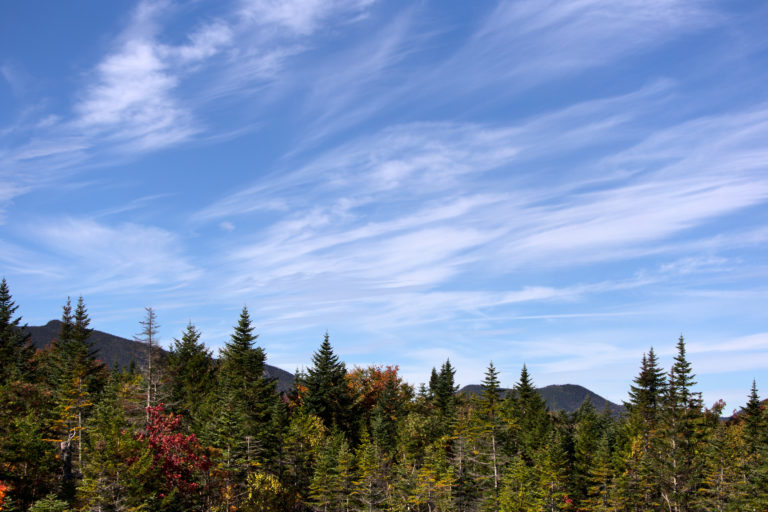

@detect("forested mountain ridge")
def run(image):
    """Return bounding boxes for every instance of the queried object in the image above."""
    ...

[1,279,767,511]
[459,383,625,415]
[24,319,295,392]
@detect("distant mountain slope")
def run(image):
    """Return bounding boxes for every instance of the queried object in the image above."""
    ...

[458,383,625,415]
[24,320,295,393]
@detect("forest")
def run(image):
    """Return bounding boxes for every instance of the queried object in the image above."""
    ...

[0,277,766,512]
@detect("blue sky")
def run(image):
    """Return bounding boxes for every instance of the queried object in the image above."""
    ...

[1,0,767,409]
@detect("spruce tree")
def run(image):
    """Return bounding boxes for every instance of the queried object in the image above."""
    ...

[215,307,276,462]
[742,380,764,455]
[0,277,34,382]
[506,364,549,460]
[739,380,768,509]
[302,332,352,433]
[72,296,95,358]
[166,322,215,420]
[431,359,458,416]
[659,335,703,512]
[620,347,666,510]
[478,361,504,500]
[626,347,666,425]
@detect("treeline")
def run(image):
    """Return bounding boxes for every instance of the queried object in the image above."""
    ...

[0,277,766,511]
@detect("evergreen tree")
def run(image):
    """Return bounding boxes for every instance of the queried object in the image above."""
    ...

[618,347,667,511]
[739,380,768,510]
[0,278,34,383]
[351,430,387,512]
[583,431,618,511]
[215,307,276,463]
[432,359,458,416]
[659,335,703,512]
[626,347,666,425]
[741,380,764,455]
[166,322,215,421]
[506,364,549,460]
[476,361,505,503]
[571,397,603,507]
[72,297,95,358]
[302,332,352,433]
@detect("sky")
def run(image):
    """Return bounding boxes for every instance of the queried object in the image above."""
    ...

[1,0,767,410]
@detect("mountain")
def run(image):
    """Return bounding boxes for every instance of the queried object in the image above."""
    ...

[458,383,625,415]
[24,320,295,393]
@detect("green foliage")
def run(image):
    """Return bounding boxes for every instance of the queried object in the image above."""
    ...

[1,284,764,512]
[212,307,277,464]
[0,278,35,384]
[301,332,352,433]
[28,494,73,512]
[166,322,215,422]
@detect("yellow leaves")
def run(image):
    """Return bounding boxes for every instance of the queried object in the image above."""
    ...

[242,471,288,512]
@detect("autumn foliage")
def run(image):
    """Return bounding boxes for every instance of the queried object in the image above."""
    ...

[138,404,211,495]
[0,482,9,511]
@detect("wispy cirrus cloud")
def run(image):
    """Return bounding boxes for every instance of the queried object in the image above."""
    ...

[438,0,717,91]
[0,0,376,219]
[195,84,768,338]
[24,217,200,295]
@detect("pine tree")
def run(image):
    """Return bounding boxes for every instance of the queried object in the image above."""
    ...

[302,332,352,433]
[0,277,34,383]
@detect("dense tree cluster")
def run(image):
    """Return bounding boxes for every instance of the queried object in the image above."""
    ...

[0,277,766,511]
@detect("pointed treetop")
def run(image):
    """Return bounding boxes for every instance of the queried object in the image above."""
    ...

[73,296,93,344]
[0,277,21,329]
[515,363,535,394]
[59,296,74,344]
[0,278,34,382]
[310,331,343,375]
[481,360,502,408]
[627,346,666,416]
[669,334,697,406]
[230,306,258,349]
[742,379,764,452]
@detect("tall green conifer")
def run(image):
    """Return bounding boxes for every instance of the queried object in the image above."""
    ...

[302,333,351,433]
[0,278,34,383]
